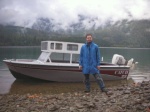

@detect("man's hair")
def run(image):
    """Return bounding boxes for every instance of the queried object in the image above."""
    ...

[85,34,93,38]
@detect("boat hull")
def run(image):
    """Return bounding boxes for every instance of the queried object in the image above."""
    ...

[4,61,130,82]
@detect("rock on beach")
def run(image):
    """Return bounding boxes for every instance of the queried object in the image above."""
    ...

[0,81,150,112]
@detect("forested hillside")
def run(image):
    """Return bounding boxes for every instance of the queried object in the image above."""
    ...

[0,20,150,47]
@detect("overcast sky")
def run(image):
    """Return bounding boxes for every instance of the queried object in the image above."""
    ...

[0,0,150,30]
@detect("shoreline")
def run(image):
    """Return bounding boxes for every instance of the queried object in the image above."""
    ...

[0,81,150,112]
[0,46,150,49]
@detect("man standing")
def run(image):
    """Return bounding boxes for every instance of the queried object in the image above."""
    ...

[79,34,107,93]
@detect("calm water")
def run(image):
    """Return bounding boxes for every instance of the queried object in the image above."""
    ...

[0,46,150,94]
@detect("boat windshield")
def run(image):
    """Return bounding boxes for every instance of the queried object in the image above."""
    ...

[38,52,50,62]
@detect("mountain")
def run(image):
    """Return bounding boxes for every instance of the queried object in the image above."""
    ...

[0,19,150,47]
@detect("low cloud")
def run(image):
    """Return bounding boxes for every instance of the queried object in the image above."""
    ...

[0,0,150,29]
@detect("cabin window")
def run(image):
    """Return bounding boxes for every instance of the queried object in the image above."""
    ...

[50,53,70,63]
[41,42,48,50]
[55,43,62,50]
[72,54,79,63]
[67,44,78,51]
[50,43,54,49]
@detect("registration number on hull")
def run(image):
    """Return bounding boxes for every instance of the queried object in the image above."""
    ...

[115,70,129,75]
[115,70,129,78]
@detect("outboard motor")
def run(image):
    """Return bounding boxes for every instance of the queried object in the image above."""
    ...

[112,54,138,69]
[127,58,138,70]
[112,54,126,65]
[127,58,134,67]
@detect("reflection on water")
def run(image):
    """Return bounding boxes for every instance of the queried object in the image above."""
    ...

[128,71,150,83]
[0,69,149,95]
[10,80,132,95]
[0,71,15,94]
[2,71,133,95]
[0,70,135,95]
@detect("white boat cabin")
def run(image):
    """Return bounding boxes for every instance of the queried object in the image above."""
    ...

[38,41,83,64]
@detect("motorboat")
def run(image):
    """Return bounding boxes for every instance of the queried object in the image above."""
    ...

[3,41,137,82]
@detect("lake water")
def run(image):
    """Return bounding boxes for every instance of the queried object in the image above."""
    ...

[0,47,150,94]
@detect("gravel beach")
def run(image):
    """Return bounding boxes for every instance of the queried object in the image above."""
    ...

[0,81,150,112]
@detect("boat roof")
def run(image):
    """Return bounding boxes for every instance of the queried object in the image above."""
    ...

[41,41,84,54]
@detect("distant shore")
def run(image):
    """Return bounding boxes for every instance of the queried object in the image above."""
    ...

[0,81,150,112]
[0,46,40,48]
[100,47,150,49]
[0,46,150,49]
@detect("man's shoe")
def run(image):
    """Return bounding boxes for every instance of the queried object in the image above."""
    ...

[84,89,90,93]
[101,88,108,93]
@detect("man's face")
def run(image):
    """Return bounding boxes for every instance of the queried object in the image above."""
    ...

[86,35,93,43]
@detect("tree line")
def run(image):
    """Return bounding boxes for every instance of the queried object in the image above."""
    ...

[0,20,150,48]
